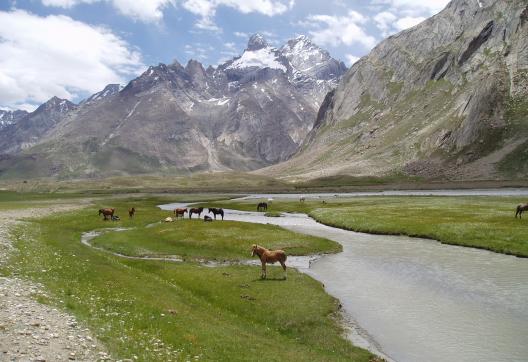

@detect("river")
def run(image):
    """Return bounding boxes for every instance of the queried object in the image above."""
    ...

[159,192,528,362]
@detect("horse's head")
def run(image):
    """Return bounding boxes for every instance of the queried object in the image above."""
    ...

[251,244,259,257]
[98,209,102,216]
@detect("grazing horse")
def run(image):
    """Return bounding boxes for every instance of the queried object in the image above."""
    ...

[128,207,136,218]
[515,203,528,218]
[99,208,115,221]
[189,207,204,219]
[257,202,268,212]
[251,244,287,279]
[208,207,224,220]
[174,208,188,219]
[204,215,213,222]
[299,196,305,203]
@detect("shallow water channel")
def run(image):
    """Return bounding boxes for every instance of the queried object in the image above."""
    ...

[160,196,528,362]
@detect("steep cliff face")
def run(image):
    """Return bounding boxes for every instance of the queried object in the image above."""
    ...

[0,34,346,179]
[263,0,528,181]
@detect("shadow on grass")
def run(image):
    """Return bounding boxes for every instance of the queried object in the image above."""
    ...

[253,277,287,282]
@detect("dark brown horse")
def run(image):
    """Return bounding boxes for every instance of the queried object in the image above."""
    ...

[251,244,287,279]
[515,203,528,218]
[99,208,115,221]
[128,207,136,218]
[257,202,267,212]
[189,207,204,219]
[174,208,188,219]
[208,207,224,220]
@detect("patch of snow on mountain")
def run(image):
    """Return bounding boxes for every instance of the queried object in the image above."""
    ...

[228,48,286,72]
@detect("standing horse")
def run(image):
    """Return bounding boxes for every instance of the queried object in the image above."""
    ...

[515,203,528,218]
[251,244,287,279]
[299,196,305,203]
[99,208,115,221]
[257,202,268,212]
[128,207,136,218]
[189,207,204,219]
[174,208,188,219]
[208,208,224,220]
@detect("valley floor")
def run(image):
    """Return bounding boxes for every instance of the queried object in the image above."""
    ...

[0,194,375,361]
[202,195,528,257]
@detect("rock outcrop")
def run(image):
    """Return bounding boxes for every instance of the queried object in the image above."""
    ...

[262,0,528,181]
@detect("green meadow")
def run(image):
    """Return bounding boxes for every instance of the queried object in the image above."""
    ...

[201,195,528,257]
[2,195,373,361]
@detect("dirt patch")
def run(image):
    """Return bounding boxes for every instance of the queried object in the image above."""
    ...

[0,202,111,361]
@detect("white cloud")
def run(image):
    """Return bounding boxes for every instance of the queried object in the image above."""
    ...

[182,0,295,31]
[389,0,449,14]
[371,0,449,16]
[0,10,144,110]
[345,54,360,66]
[374,11,425,36]
[234,31,249,38]
[373,11,397,36]
[302,11,376,49]
[41,0,175,23]
[395,16,425,30]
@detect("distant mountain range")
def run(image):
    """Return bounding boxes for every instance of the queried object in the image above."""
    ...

[2,0,526,183]
[262,0,528,181]
[0,34,346,179]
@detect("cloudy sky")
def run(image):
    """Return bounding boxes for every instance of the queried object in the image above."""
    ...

[0,0,450,111]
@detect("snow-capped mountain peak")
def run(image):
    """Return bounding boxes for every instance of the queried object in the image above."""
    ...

[227,47,286,72]
[84,84,123,104]
[247,33,270,51]
[37,96,76,114]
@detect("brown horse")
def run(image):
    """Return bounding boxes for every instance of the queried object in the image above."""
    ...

[251,244,287,279]
[99,208,115,221]
[515,203,528,218]
[128,207,136,218]
[189,207,204,219]
[174,208,188,219]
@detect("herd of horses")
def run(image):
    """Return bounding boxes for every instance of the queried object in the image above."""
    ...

[96,199,528,281]
[173,207,225,220]
[98,207,135,221]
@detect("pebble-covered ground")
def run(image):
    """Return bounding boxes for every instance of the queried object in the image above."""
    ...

[0,204,112,361]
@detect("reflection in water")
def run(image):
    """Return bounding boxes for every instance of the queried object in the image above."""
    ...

[160,200,528,362]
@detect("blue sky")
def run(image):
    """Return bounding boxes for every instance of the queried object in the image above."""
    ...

[0,0,450,111]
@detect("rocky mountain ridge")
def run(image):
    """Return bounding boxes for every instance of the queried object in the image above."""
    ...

[262,0,528,181]
[0,34,346,179]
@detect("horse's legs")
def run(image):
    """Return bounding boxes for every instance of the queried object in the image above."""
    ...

[280,261,287,279]
[261,262,266,279]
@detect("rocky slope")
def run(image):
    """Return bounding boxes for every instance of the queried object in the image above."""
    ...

[0,109,28,130]
[0,34,346,179]
[262,0,528,181]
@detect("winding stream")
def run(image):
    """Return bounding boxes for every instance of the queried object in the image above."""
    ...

[158,196,528,362]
